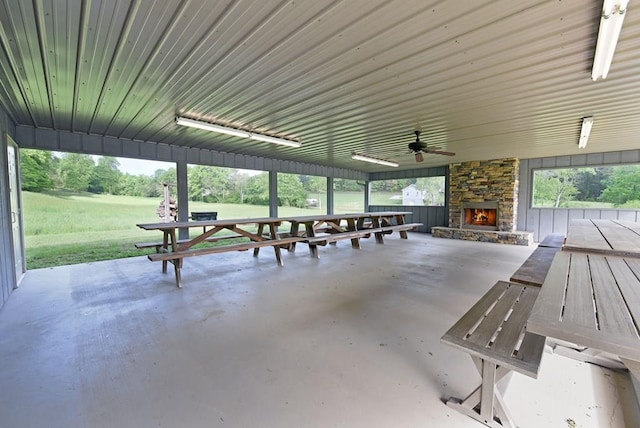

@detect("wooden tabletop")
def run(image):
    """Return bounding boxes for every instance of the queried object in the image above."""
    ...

[281,211,412,223]
[138,212,413,230]
[137,217,283,230]
[527,250,640,362]
[563,219,640,257]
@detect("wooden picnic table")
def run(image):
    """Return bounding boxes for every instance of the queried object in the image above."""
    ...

[281,211,420,258]
[527,222,640,391]
[137,212,420,287]
[137,217,303,288]
[563,219,640,257]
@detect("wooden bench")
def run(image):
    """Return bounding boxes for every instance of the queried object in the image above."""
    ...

[509,245,561,287]
[537,233,564,248]
[147,236,304,287]
[135,233,244,252]
[441,281,546,428]
[303,223,422,246]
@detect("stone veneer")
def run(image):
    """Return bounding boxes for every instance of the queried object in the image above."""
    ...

[432,157,533,245]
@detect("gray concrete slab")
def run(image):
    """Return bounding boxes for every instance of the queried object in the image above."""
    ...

[0,233,637,427]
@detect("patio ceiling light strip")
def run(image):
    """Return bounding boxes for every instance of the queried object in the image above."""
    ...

[176,117,301,148]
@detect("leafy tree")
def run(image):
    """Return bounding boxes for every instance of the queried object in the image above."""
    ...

[228,170,252,203]
[89,156,121,194]
[574,167,612,201]
[20,149,55,191]
[416,176,445,206]
[600,165,640,206]
[187,165,232,202]
[244,173,269,205]
[277,174,307,207]
[533,169,578,207]
[58,153,95,192]
[243,173,307,207]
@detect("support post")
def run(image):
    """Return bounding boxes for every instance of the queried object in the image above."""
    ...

[176,160,189,240]
[326,177,334,214]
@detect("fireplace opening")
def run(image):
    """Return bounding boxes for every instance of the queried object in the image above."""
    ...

[461,202,499,230]
[464,208,497,227]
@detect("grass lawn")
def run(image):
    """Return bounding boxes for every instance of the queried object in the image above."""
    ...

[22,190,372,268]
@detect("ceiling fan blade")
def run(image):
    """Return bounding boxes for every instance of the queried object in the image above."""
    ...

[425,149,456,156]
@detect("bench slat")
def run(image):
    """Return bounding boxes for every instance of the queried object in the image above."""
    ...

[510,245,560,287]
[148,237,303,262]
[136,233,244,249]
[538,233,565,248]
[442,281,545,378]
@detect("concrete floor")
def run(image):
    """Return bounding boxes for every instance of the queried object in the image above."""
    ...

[0,233,638,428]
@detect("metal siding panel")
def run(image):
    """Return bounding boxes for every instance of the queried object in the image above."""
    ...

[618,210,638,221]
[81,135,102,154]
[538,210,554,240]
[568,209,585,221]
[541,157,556,168]
[584,209,601,219]
[35,128,59,149]
[553,209,568,233]
[570,154,587,166]
[199,150,212,165]
[171,146,187,162]
[122,142,140,158]
[157,144,172,161]
[586,153,603,165]
[211,151,224,165]
[103,137,122,156]
[140,142,157,160]
[186,148,200,164]
[527,158,543,169]
[600,210,618,220]
[555,156,571,167]
[527,209,541,241]
[60,132,82,152]
[603,152,622,164]
[621,150,640,163]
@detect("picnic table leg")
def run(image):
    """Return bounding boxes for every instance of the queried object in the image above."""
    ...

[445,357,515,428]
[371,216,385,244]
[395,214,409,239]
[173,258,183,288]
[253,223,265,257]
[305,223,319,258]
[161,231,169,273]
[346,218,361,249]
[288,221,300,252]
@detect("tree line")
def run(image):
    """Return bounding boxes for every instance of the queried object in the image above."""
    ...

[533,165,640,208]
[20,150,448,207]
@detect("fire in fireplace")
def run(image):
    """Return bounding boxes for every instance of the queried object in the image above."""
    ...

[461,202,499,230]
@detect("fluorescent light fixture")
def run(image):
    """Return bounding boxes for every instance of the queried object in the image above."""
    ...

[351,152,399,167]
[176,116,301,148]
[579,116,593,148]
[592,0,629,80]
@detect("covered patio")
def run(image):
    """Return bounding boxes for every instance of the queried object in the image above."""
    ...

[0,234,637,427]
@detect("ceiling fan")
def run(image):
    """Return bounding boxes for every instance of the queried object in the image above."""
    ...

[408,130,455,162]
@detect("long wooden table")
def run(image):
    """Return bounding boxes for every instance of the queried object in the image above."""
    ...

[282,211,418,258]
[137,212,419,287]
[527,220,640,392]
[137,217,303,287]
[563,219,640,257]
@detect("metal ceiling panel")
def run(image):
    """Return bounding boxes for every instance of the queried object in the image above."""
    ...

[0,0,639,173]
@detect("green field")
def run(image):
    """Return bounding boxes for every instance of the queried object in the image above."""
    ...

[23,190,397,269]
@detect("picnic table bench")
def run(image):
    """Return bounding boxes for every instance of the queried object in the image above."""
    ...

[283,212,420,257]
[137,217,303,288]
[441,281,546,428]
[509,233,564,287]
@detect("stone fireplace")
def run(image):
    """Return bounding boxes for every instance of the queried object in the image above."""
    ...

[432,158,532,245]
